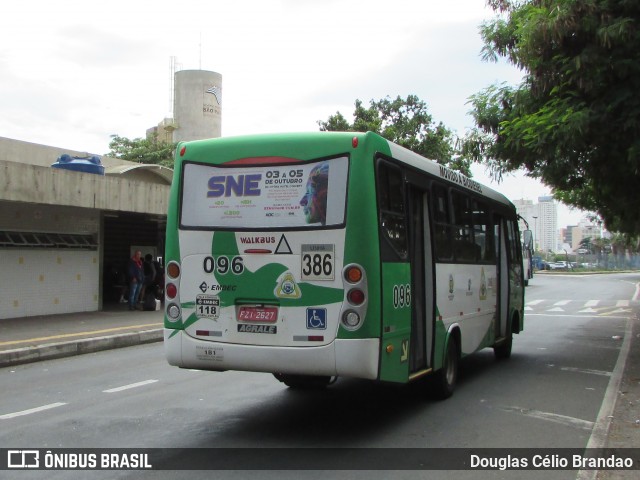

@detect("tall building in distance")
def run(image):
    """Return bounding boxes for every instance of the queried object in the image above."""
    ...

[515,197,606,255]
[513,196,558,253]
[513,198,535,239]
[537,196,558,253]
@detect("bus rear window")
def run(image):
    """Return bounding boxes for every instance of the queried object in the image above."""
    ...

[180,157,349,229]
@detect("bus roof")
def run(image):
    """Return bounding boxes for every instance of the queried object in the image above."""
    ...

[383,137,514,208]
[178,131,514,209]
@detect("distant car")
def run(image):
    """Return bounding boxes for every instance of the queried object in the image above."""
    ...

[547,262,568,270]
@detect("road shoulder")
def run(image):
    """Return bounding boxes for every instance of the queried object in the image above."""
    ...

[597,311,640,479]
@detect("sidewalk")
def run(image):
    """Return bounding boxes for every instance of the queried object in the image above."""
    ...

[0,303,163,368]
[597,312,640,479]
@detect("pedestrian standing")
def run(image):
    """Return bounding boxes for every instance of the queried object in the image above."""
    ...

[127,250,144,310]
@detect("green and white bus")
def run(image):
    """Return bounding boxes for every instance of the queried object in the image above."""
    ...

[164,132,525,398]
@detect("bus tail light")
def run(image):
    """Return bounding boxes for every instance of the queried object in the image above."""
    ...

[166,283,177,299]
[345,265,363,283]
[342,311,361,328]
[340,263,368,331]
[167,303,181,321]
[165,261,181,322]
[347,288,365,305]
[167,261,181,279]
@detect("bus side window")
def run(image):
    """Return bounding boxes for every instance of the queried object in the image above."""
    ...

[432,185,453,261]
[506,219,520,263]
[377,162,407,258]
[494,219,501,260]
[435,225,453,260]
[473,200,495,263]
[451,190,476,262]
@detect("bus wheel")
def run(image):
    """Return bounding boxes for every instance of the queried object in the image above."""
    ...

[273,373,333,389]
[432,338,458,400]
[494,322,513,360]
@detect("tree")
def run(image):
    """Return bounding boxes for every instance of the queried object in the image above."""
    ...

[609,232,627,268]
[465,0,640,235]
[579,236,593,253]
[319,95,470,175]
[106,134,176,167]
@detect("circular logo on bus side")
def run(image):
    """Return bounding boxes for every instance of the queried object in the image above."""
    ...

[275,271,302,299]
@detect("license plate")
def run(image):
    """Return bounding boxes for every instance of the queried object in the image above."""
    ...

[237,306,278,322]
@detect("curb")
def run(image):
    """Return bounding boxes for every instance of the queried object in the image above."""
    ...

[0,329,164,368]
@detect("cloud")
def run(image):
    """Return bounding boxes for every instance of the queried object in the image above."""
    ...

[53,26,155,68]
[273,18,522,136]
[0,2,513,147]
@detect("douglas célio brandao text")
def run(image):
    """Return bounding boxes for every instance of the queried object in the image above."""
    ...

[470,453,635,471]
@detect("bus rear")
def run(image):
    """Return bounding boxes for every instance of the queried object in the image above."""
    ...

[164,133,382,382]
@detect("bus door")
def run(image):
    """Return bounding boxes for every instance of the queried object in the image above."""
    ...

[407,185,434,374]
[378,162,431,382]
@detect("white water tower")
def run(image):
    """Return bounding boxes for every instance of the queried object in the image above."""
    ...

[173,69,222,142]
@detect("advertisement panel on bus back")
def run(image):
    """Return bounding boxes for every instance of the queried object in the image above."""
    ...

[181,157,349,229]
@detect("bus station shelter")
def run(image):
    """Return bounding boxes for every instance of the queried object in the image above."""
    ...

[0,136,173,320]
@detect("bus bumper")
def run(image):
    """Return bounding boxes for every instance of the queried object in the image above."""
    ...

[164,328,379,380]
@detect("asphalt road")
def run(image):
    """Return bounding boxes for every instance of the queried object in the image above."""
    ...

[1,272,638,480]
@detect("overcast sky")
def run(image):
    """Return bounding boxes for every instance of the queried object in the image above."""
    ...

[0,0,585,226]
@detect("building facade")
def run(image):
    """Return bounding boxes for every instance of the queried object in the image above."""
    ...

[0,137,172,320]
[571,218,605,251]
[537,196,558,253]
[2,67,225,320]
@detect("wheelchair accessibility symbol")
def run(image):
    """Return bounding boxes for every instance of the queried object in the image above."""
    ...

[306,308,327,330]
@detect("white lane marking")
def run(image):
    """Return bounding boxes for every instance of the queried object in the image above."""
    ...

[616,300,630,307]
[579,308,598,313]
[585,300,599,307]
[0,402,67,420]
[526,300,544,306]
[546,307,564,312]
[554,300,571,306]
[103,379,158,393]
[634,283,640,301]
[560,367,611,377]
[500,406,594,431]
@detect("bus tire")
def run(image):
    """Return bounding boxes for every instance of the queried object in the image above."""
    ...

[273,373,332,389]
[494,320,513,359]
[432,337,458,400]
